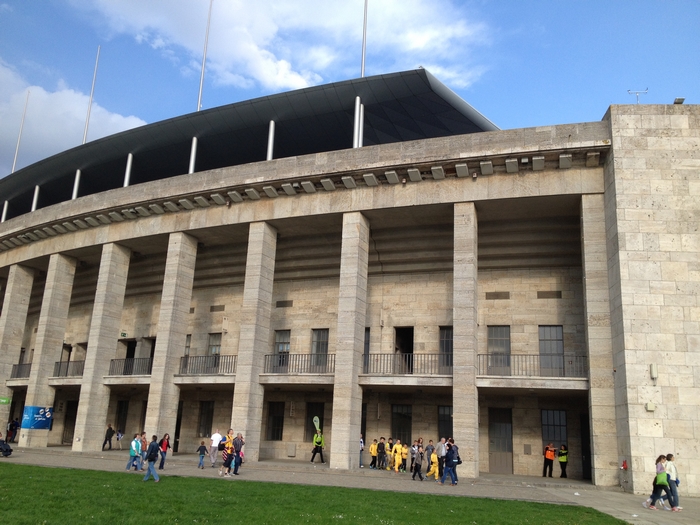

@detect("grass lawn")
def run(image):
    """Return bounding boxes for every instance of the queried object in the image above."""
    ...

[0,464,626,524]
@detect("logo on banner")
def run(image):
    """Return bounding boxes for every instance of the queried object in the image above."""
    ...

[22,406,53,429]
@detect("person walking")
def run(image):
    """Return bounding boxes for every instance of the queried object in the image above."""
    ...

[196,441,208,469]
[424,440,435,471]
[648,455,678,511]
[439,442,457,485]
[102,424,116,450]
[376,437,386,470]
[369,439,378,469]
[543,442,555,477]
[665,453,682,510]
[436,438,446,478]
[143,435,160,483]
[392,439,402,473]
[412,445,424,481]
[125,434,142,471]
[140,432,148,466]
[359,433,365,468]
[558,444,569,478]
[448,438,460,484]
[219,429,235,477]
[426,448,439,481]
[210,429,222,468]
[310,429,325,464]
[232,433,245,476]
[158,433,172,470]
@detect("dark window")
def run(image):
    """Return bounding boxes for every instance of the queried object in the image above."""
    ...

[198,401,214,438]
[541,409,567,449]
[305,402,325,442]
[539,326,564,376]
[184,334,191,356]
[267,402,285,441]
[361,403,367,442]
[116,400,129,435]
[364,327,370,357]
[487,326,511,354]
[275,330,290,353]
[208,333,222,355]
[391,404,412,446]
[440,326,453,368]
[437,405,453,440]
[311,329,329,354]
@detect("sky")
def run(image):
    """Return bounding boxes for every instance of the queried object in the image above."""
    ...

[1,0,698,177]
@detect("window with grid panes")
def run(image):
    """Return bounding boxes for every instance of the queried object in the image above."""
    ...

[439,326,453,368]
[539,326,564,376]
[541,409,567,449]
[207,333,221,355]
[487,326,511,373]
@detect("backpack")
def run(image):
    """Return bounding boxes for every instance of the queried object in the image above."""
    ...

[1,441,13,457]
[218,437,226,451]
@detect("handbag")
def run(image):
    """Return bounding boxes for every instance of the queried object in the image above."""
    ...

[655,472,669,486]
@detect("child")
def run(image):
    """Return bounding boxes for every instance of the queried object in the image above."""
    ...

[377,437,386,469]
[410,440,418,473]
[392,439,402,473]
[116,430,124,450]
[412,445,424,481]
[426,449,439,481]
[197,440,209,469]
[401,442,409,473]
[369,439,378,469]
[386,438,395,471]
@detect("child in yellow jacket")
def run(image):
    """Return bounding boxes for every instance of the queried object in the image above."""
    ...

[392,439,403,473]
[426,451,439,481]
[401,443,409,472]
[369,439,378,469]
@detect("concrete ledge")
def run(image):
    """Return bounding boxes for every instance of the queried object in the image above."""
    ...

[476,376,589,390]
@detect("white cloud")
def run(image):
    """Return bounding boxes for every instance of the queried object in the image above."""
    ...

[67,0,490,92]
[0,59,146,177]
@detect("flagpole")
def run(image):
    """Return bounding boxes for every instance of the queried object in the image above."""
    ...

[83,45,100,144]
[11,90,30,174]
[197,0,214,111]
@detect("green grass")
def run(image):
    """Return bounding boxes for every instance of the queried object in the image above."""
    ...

[0,464,625,525]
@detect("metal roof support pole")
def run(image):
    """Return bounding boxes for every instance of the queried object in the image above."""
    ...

[123,153,133,187]
[31,185,39,212]
[188,137,198,174]
[353,96,361,148]
[359,103,365,147]
[1,201,8,223]
[72,169,81,200]
[266,120,275,161]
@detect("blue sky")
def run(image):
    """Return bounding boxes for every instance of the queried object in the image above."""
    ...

[1,0,698,176]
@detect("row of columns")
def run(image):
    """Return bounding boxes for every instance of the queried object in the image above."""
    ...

[0,205,480,472]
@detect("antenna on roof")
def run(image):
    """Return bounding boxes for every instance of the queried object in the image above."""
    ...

[197,0,214,111]
[360,0,368,77]
[11,90,30,174]
[82,46,100,144]
[627,88,648,104]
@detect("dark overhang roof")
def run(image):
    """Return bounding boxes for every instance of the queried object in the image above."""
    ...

[0,68,497,216]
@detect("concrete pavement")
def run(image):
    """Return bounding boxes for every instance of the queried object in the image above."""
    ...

[3,446,696,525]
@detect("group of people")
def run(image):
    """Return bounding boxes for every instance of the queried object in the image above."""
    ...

[124,430,173,482]
[642,453,682,512]
[542,443,568,478]
[207,428,245,478]
[357,434,462,486]
[4,418,20,443]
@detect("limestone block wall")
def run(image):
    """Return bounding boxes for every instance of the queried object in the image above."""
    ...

[604,104,700,496]
[187,285,244,356]
[174,388,233,453]
[48,389,80,446]
[105,391,149,438]
[478,268,586,358]
[64,303,92,347]
[119,293,161,343]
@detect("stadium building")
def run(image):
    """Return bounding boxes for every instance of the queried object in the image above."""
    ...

[0,69,698,495]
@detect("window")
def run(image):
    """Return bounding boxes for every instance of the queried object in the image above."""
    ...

[267,402,285,441]
[311,329,329,354]
[198,401,214,438]
[184,334,191,356]
[305,402,324,441]
[439,326,453,368]
[364,327,370,356]
[275,330,290,353]
[207,333,222,355]
[539,326,564,376]
[438,405,453,440]
[541,409,567,449]
[391,404,412,446]
[487,325,511,374]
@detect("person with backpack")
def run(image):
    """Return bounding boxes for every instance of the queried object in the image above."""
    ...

[102,424,116,450]
[219,429,235,477]
[210,428,223,468]
[143,435,160,482]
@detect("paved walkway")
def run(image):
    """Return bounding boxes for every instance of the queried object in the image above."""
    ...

[4,446,697,525]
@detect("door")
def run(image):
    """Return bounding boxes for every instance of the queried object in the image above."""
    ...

[116,400,129,435]
[488,408,513,474]
[173,400,183,453]
[123,341,137,375]
[580,413,592,480]
[394,327,414,374]
[62,400,79,445]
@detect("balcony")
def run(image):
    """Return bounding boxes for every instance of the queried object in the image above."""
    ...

[108,358,153,376]
[179,355,237,375]
[477,354,588,378]
[53,360,85,377]
[362,354,453,375]
[10,363,31,379]
[263,353,335,374]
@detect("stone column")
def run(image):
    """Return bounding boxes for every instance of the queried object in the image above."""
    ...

[581,194,619,487]
[452,202,479,478]
[19,254,77,448]
[73,243,131,451]
[0,265,35,426]
[330,212,370,469]
[231,222,277,462]
[145,232,198,437]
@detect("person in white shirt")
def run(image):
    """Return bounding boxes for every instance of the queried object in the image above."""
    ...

[210,429,223,468]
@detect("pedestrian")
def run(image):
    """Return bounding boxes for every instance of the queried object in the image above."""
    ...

[386,438,394,471]
[436,438,446,478]
[665,453,681,510]
[310,428,325,464]
[377,437,386,469]
[125,434,142,471]
[219,429,235,477]
[648,455,678,511]
[359,433,364,468]
[558,444,568,478]
[232,433,245,476]
[102,424,116,450]
[449,438,460,484]
[424,440,435,471]
[439,442,457,485]
[10,418,19,443]
[143,435,160,482]
[116,430,124,450]
[410,440,418,473]
[210,428,222,468]
[412,445,424,481]
[543,442,555,477]
[158,433,172,470]
[426,448,439,481]
[369,439,378,469]
[392,439,402,473]
[197,440,208,469]
[401,442,409,473]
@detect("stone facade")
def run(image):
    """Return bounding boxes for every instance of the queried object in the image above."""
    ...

[0,104,698,497]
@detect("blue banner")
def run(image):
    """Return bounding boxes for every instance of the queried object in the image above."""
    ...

[21,406,53,430]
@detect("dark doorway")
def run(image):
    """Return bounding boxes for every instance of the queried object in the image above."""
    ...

[361,403,367,442]
[488,408,513,474]
[394,327,414,374]
[305,402,325,441]
[580,414,592,480]
[116,400,129,435]
[391,404,412,445]
[173,400,183,453]
[124,341,137,375]
[62,400,79,445]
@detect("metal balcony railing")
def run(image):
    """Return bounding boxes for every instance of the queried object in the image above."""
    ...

[10,363,31,379]
[52,360,85,377]
[362,353,453,375]
[477,354,588,378]
[108,357,153,376]
[263,353,335,374]
[179,354,237,375]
